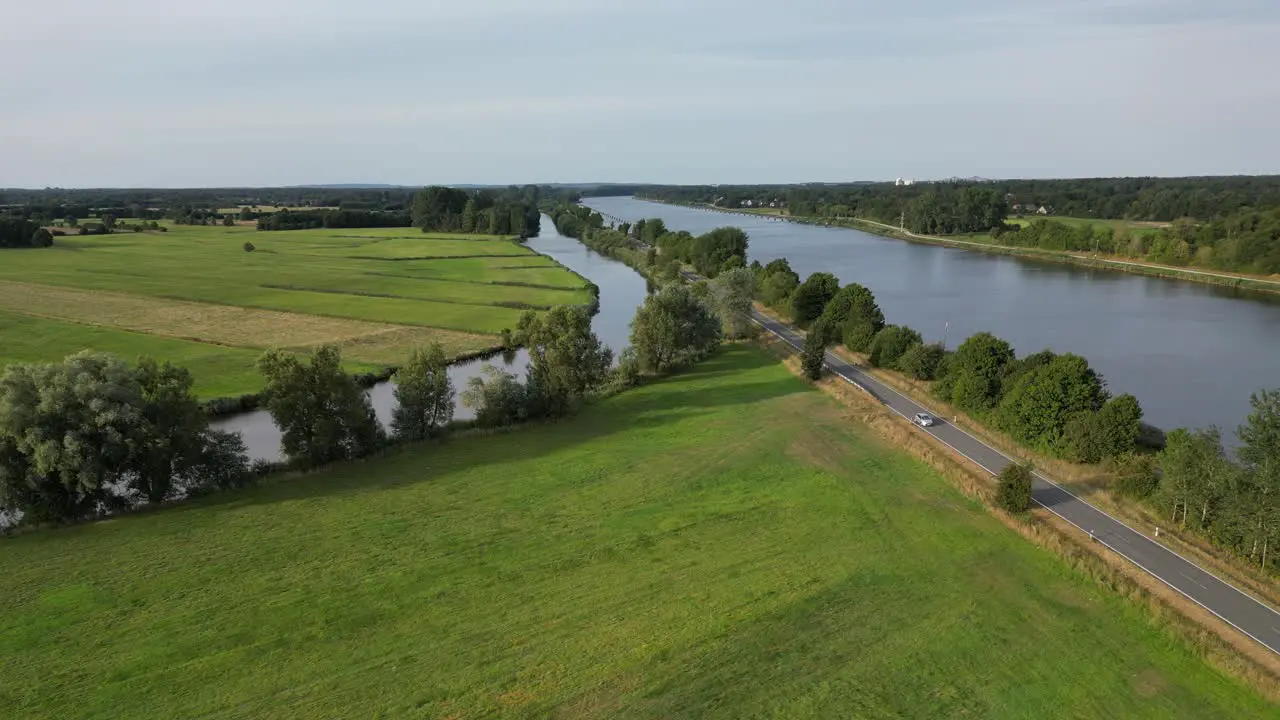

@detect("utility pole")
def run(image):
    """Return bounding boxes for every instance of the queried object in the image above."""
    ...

[899,210,905,230]
[943,321,950,351]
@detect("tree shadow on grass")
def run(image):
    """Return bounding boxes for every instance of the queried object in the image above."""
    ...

[168,347,808,519]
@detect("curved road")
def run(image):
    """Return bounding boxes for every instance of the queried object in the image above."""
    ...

[742,307,1280,655]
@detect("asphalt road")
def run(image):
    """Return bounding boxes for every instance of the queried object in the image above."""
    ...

[748,307,1280,657]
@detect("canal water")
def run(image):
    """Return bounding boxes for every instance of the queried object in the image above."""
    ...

[212,215,650,462]
[584,196,1280,440]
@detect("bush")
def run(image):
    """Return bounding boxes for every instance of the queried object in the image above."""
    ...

[243,241,256,253]
[867,325,922,369]
[1111,454,1159,499]
[898,342,945,380]
[801,322,827,380]
[790,272,839,326]
[996,462,1034,512]
[462,366,530,428]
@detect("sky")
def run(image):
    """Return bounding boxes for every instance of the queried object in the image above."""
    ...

[3,0,1279,187]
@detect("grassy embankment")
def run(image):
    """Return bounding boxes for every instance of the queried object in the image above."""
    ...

[1,346,1275,718]
[0,224,592,399]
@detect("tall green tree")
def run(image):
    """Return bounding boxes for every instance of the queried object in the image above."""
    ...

[519,307,612,418]
[392,343,455,441]
[867,325,922,369]
[629,284,721,374]
[800,321,827,380]
[710,267,756,338]
[0,353,140,522]
[129,358,209,504]
[257,346,384,469]
[938,332,1015,412]
[790,272,839,326]
[996,353,1107,453]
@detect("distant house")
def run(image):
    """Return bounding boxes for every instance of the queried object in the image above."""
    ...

[1036,205,1050,215]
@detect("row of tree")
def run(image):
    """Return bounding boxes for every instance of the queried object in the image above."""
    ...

[256,209,413,231]
[548,205,749,279]
[996,210,1280,275]
[410,186,541,237]
[752,258,1146,464]
[1148,392,1280,573]
[640,175,1280,224]
[0,218,53,248]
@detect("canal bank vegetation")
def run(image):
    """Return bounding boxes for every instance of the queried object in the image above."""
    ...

[749,255,1280,581]
[548,203,750,280]
[0,283,724,531]
[643,177,1280,281]
[4,344,1277,718]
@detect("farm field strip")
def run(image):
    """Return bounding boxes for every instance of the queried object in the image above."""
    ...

[0,280,498,365]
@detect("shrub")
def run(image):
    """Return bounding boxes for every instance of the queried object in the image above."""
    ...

[243,241,256,253]
[996,462,1034,512]
[898,342,945,380]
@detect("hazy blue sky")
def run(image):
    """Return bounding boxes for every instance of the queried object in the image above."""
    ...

[4,0,1278,187]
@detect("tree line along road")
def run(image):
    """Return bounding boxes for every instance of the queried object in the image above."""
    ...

[675,268,1280,657]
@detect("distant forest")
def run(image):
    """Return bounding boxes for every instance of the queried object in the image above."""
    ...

[638,177,1280,275]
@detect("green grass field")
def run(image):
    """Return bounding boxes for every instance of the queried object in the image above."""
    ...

[1006,215,1166,235]
[0,311,299,399]
[0,224,589,398]
[1,346,1271,718]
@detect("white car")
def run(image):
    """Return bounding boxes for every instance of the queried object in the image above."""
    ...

[913,412,937,428]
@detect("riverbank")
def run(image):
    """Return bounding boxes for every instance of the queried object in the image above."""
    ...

[199,234,599,418]
[640,198,1280,296]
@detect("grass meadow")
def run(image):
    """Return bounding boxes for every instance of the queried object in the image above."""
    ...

[1,346,1272,718]
[0,224,590,398]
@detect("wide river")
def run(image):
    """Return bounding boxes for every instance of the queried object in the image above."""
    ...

[585,196,1280,441]
[213,214,650,462]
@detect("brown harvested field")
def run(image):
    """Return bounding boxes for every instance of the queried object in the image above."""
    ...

[0,279,495,361]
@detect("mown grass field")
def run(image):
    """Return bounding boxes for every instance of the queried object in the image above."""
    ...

[1,346,1272,719]
[0,311,315,399]
[1005,215,1167,235]
[0,223,590,398]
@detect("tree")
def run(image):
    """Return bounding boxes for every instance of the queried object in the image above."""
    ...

[1156,428,1227,528]
[996,462,1034,512]
[801,321,827,380]
[257,346,384,469]
[867,325,922,369]
[462,365,529,428]
[898,342,945,380]
[519,306,612,418]
[817,283,884,350]
[938,332,1015,412]
[691,226,749,277]
[30,227,54,247]
[222,215,235,227]
[243,241,255,253]
[1238,389,1280,472]
[997,353,1107,453]
[461,197,477,233]
[629,284,721,374]
[0,353,141,523]
[790,272,839,326]
[710,267,756,338]
[760,265,800,309]
[129,358,208,504]
[392,343,455,441]
[101,214,116,231]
